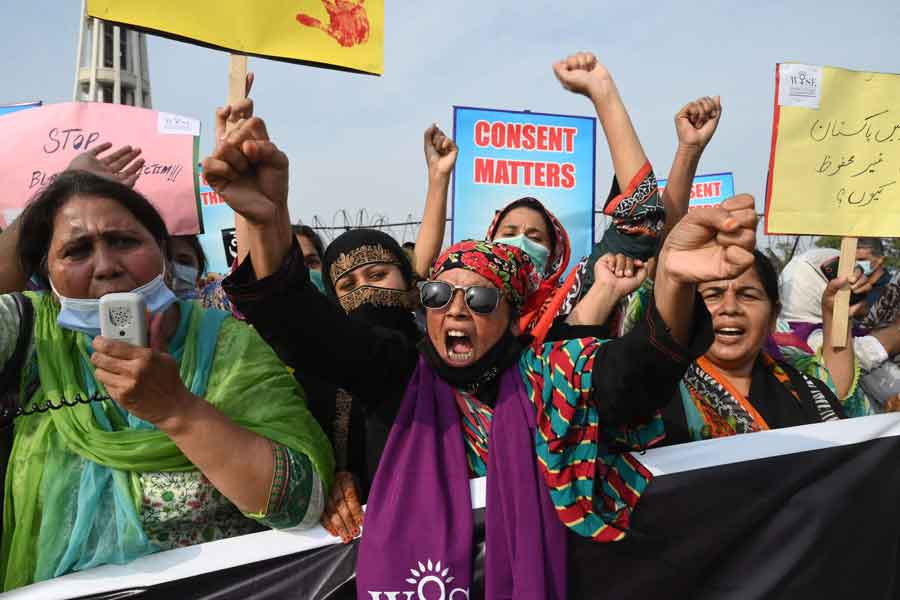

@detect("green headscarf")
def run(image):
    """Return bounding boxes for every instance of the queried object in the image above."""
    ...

[1,293,333,590]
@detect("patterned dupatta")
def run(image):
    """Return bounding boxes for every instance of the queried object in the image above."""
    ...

[680,353,840,441]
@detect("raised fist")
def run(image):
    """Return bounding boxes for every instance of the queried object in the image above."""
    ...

[424,124,458,179]
[552,51,612,98]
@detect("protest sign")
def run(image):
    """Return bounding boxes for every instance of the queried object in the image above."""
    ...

[0,102,201,234]
[765,64,900,236]
[658,172,734,209]
[451,106,596,270]
[196,169,236,274]
[0,101,41,117]
[86,0,384,75]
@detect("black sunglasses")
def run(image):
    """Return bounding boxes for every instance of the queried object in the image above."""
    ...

[418,281,501,315]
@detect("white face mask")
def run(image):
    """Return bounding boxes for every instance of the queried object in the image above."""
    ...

[50,264,178,336]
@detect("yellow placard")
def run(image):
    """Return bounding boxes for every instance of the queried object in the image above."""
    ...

[765,64,900,236]
[86,0,383,75]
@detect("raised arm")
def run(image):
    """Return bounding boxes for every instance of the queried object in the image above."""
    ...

[0,143,145,294]
[660,97,722,238]
[414,124,457,278]
[553,52,646,190]
[565,254,646,327]
[203,117,418,397]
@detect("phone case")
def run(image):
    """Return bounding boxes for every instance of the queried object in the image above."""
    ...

[99,293,149,347]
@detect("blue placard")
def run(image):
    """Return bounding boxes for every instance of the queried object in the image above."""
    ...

[0,101,42,117]
[658,172,735,209]
[196,166,235,275]
[451,106,596,272]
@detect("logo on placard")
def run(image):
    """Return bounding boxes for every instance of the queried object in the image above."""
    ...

[788,69,818,98]
[367,559,469,599]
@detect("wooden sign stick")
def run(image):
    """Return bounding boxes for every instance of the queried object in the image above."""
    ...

[831,236,858,348]
[227,54,250,264]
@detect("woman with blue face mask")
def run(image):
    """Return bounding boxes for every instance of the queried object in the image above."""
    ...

[170,235,207,300]
[486,197,571,343]
[0,164,332,591]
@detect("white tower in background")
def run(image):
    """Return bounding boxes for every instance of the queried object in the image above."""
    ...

[72,0,151,107]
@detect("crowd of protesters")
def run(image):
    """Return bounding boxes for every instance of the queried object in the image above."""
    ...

[1,51,899,597]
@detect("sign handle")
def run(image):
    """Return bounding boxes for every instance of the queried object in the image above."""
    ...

[227,54,250,264]
[831,236,858,348]
[228,54,248,103]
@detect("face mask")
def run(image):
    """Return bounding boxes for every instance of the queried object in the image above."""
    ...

[51,267,178,337]
[857,260,873,276]
[309,268,327,294]
[494,234,550,276]
[172,262,200,300]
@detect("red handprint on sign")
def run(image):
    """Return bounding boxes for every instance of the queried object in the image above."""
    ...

[297,0,370,48]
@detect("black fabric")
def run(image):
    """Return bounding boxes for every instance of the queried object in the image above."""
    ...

[321,228,414,296]
[348,303,421,346]
[593,295,713,428]
[0,292,33,546]
[661,355,846,446]
[565,435,900,599]
[545,316,617,343]
[224,242,420,494]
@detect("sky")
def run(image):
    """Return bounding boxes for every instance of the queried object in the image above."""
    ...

[1,0,898,246]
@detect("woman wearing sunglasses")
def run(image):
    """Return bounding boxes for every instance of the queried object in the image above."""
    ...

[207,85,757,595]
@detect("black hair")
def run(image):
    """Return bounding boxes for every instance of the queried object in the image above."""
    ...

[492,197,557,260]
[292,224,325,260]
[751,249,780,309]
[18,170,172,285]
[858,237,885,256]
[172,234,208,274]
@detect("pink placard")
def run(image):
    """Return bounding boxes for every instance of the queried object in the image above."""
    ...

[0,102,200,235]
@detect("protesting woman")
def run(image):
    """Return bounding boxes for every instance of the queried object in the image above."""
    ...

[207,79,758,600]
[663,250,865,442]
[0,150,333,591]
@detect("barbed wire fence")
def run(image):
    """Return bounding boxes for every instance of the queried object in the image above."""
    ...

[302,210,820,270]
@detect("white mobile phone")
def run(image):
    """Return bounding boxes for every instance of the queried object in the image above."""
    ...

[99,293,149,347]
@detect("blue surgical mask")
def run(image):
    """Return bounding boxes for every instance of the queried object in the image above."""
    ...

[51,266,178,337]
[309,268,327,294]
[172,262,200,300]
[494,234,550,276]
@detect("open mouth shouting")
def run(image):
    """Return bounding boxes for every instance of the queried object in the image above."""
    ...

[713,324,746,344]
[445,329,475,364]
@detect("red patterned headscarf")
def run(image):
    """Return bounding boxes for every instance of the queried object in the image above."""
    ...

[430,240,540,309]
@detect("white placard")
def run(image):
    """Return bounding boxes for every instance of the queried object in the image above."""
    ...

[778,63,824,109]
[157,111,201,136]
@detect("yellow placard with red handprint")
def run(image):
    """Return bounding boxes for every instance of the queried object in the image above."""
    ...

[86,0,383,75]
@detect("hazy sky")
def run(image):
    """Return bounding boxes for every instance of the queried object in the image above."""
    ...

[2,1,898,244]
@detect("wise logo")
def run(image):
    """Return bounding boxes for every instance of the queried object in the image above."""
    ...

[366,558,469,599]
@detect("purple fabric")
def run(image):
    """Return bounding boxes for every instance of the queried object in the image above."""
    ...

[486,365,568,599]
[357,357,473,598]
[357,357,567,599]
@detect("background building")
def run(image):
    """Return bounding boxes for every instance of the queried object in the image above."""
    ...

[72,1,151,107]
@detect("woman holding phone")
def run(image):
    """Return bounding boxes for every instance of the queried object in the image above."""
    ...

[0,146,333,591]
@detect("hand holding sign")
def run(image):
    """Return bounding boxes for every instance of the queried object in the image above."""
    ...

[423,124,458,180]
[675,96,722,151]
[552,52,612,99]
[216,73,255,139]
[68,142,146,188]
[202,117,289,227]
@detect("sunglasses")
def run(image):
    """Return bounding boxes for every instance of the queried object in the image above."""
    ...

[418,281,501,315]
